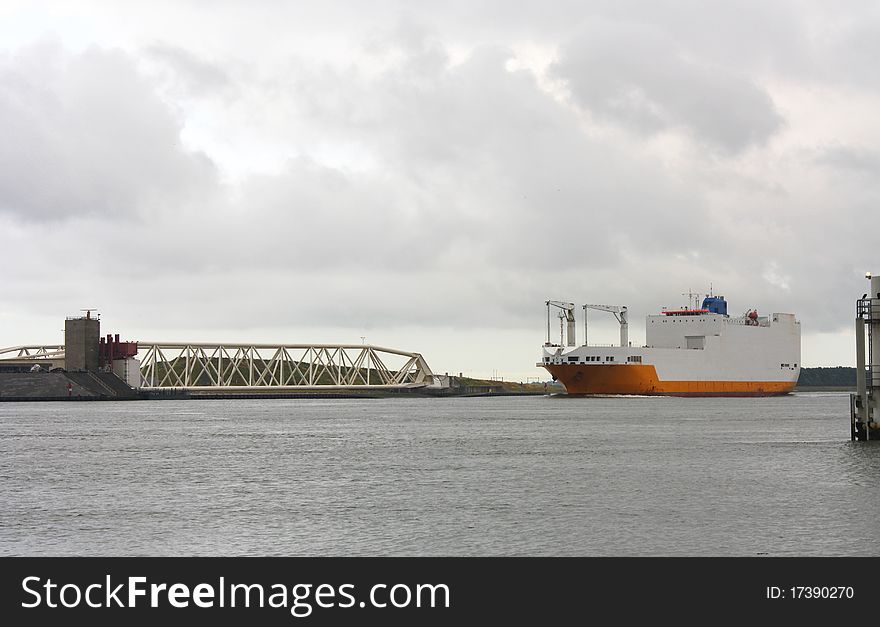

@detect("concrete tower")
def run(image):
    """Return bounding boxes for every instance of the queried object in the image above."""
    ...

[64,311,100,372]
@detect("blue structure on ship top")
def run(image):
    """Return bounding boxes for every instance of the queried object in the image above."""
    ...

[701,296,727,316]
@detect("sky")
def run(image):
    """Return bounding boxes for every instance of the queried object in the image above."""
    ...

[1,1,877,380]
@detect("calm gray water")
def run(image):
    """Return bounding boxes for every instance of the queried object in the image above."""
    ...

[1,392,878,556]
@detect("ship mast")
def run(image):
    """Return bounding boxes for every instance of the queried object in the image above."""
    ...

[681,289,699,310]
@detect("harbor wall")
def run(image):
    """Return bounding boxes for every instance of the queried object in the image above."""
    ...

[0,372,138,401]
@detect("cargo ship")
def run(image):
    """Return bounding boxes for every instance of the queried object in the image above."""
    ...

[539,294,800,396]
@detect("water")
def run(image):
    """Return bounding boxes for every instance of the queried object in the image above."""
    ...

[1,392,878,556]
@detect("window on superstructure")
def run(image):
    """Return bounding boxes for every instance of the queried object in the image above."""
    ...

[568,356,578,362]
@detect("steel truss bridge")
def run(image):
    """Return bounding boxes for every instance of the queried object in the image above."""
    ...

[0,343,436,391]
[0,345,65,361]
[138,343,435,390]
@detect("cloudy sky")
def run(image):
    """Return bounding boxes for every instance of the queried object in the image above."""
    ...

[1,1,877,379]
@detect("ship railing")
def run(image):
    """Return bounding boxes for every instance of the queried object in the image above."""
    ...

[725,317,771,327]
[869,365,880,391]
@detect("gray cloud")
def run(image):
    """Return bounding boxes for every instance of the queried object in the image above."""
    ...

[144,43,233,99]
[0,39,715,330]
[2,3,880,373]
[815,144,880,174]
[550,21,783,152]
[0,41,217,222]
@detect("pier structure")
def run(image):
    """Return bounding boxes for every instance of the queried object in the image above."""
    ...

[852,273,880,440]
[1,314,438,394]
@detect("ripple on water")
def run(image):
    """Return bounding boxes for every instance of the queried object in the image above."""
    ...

[0,393,877,556]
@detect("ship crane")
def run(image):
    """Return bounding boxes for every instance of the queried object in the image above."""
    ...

[545,301,576,346]
[583,304,629,347]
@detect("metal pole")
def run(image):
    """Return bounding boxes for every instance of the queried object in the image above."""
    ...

[546,302,551,344]
[583,305,588,346]
[150,347,156,387]
[856,316,867,436]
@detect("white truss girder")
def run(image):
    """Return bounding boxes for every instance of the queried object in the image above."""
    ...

[0,345,65,360]
[137,343,434,390]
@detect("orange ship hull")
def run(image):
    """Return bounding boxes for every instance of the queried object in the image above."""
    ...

[545,364,796,397]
